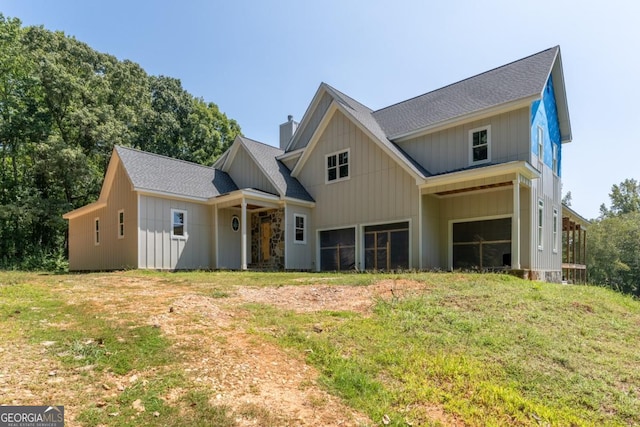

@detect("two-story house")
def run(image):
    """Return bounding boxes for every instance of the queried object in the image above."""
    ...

[63,46,580,281]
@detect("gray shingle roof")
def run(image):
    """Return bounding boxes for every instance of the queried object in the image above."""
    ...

[372,46,559,138]
[238,137,315,202]
[115,145,237,199]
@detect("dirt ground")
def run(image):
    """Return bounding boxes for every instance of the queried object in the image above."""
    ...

[1,275,458,426]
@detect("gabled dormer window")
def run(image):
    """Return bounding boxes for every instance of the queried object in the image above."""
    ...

[326,149,350,183]
[469,126,491,165]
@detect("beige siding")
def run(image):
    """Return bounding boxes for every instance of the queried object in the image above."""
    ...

[297,110,420,269]
[290,92,333,151]
[138,195,212,269]
[228,145,278,195]
[67,162,138,270]
[398,108,530,174]
[285,205,313,269]
[280,153,301,171]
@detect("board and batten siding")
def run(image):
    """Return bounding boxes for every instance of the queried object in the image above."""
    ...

[397,107,530,175]
[137,195,212,269]
[216,208,244,269]
[297,110,420,269]
[228,145,278,195]
[284,205,313,269]
[67,161,138,270]
[290,91,333,152]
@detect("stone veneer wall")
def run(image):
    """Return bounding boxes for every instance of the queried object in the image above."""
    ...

[250,208,285,269]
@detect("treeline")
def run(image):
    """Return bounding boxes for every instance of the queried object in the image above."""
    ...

[0,15,241,269]
[587,178,640,296]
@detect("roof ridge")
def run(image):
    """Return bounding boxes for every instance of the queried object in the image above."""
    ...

[373,46,559,114]
[115,145,215,170]
[239,136,284,152]
[323,83,374,112]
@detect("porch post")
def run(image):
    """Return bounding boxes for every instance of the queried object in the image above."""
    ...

[511,176,521,269]
[241,200,248,270]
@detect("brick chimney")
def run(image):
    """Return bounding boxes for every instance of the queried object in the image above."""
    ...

[279,115,298,151]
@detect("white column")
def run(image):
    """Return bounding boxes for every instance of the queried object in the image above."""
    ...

[241,200,247,270]
[512,176,521,269]
[214,205,219,269]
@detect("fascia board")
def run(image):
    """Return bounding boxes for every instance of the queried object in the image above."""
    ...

[290,101,339,177]
[392,97,537,143]
[276,147,304,160]
[62,201,107,220]
[219,137,242,172]
[420,161,540,189]
[282,196,315,208]
[136,189,210,203]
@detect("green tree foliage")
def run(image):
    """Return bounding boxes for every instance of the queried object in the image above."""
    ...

[588,179,640,295]
[0,15,241,269]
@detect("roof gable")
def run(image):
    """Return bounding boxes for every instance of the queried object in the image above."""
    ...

[372,46,563,140]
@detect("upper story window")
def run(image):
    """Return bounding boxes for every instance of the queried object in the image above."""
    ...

[552,207,559,253]
[118,210,125,239]
[326,149,349,183]
[552,144,558,175]
[294,214,306,244]
[171,209,187,239]
[469,126,491,165]
[538,199,544,250]
[537,126,544,170]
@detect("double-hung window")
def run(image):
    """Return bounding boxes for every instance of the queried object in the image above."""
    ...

[294,214,306,244]
[118,210,125,239]
[552,208,559,253]
[326,149,349,182]
[552,144,558,175]
[538,199,544,250]
[469,126,490,164]
[171,209,187,239]
[94,218,100,245]
[537,126,544,170]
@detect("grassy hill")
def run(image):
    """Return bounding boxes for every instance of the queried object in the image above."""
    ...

[1,271,638,426]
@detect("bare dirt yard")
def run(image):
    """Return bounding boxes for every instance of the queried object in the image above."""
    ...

[0,273,435,426]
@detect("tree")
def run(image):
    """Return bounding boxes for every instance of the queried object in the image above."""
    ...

[589,178,640,295]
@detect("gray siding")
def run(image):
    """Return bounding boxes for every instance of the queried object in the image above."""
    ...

[529,168,562,274]
[228,145,278,195]
[138,195,211,269]
[297,110,420,269]
[290,92,333,151]
[216,208,243,269]
[285,205,313,269]
[398,108,530,174]
[67,162,138,271]
[280,154,300,171]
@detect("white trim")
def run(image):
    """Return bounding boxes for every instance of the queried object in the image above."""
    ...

[291,102,339,177]
[421,161,539,192]
[170,208,188,240]
[94,217,100,246]
[418,187,423,270]
[447,214,512,270]
[286,82,333,152]
[325,148,351,184]
[240,200,247,270]
[276,147,305,160]
[214,205,219,269]
[552,144,558,176]
[284,204,289,269]
[117,209,125,239]
[237,137,286,197]
[469,125,491,165]
[293,213,307,244]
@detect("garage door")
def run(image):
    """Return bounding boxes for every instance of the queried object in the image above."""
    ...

[452,218,511,270]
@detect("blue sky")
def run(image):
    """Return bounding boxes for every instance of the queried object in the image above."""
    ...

[2,0,639,219]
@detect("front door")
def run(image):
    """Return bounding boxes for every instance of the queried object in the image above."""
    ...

[261,222,271,262]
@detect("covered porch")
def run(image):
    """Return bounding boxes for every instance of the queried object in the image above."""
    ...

[562,204,589,284]
[420,161,540,273]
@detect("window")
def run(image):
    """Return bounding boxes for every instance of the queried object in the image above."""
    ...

[294,214,306,244]
[171,209,187,239]
[469,126,491,164]
[552,144,558,175]
[552,208,559,253]
[118,210,125,239]
[326,149,349,182]
[537,126,544,170]
[231,215,240,232]
[94,218,100,245]
[538,199,544,250]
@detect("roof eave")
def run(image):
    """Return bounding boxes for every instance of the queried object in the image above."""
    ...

[420,161,540,190]
[391,96,538,143]
[62,201,108,220]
